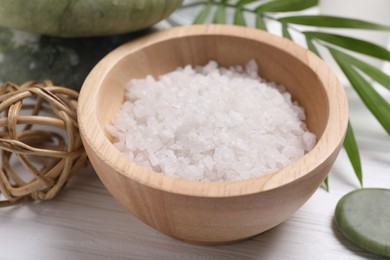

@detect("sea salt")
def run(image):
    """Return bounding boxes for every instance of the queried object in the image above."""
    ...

[108,60,316,182]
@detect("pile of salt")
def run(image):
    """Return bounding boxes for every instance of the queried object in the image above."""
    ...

[108,60,316,182]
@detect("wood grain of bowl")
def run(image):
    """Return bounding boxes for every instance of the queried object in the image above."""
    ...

[78,24,348,244]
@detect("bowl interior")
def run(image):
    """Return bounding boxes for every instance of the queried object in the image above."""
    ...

[98,34,329,144]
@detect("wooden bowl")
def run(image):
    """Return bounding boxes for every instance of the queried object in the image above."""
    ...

[78,25,348,244]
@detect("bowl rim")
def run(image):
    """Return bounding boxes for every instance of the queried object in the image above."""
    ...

[78,24,349,198]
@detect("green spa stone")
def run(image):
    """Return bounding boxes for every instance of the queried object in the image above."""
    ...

[0,1,181,37]
[0,26,153,90]
[335,188,390,257]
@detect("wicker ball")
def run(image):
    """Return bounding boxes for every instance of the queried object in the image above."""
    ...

[0,81,87,207]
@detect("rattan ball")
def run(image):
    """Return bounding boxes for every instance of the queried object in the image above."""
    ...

[0,81,87,207]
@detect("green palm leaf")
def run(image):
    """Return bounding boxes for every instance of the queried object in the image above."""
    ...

[213,2,227,24]
[305,32,390,61]
[237,0,263,5]
[322,176,329,192]
[279,15,390,30]
[193,2,213,24]
[281,23,292,40]
[305,36,321,57]
[333,51,390,92]
[255,11,268,31]
[344,122,363,187]
[255,0,318,13]
[233,7,246,26]
[330,47,390,136]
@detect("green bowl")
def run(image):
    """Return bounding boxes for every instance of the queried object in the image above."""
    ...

[0,0,181,37]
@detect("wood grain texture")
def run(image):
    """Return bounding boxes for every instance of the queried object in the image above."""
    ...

[78,24,348,244]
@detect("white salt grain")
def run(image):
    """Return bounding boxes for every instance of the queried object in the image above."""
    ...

[109,60,316,182]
